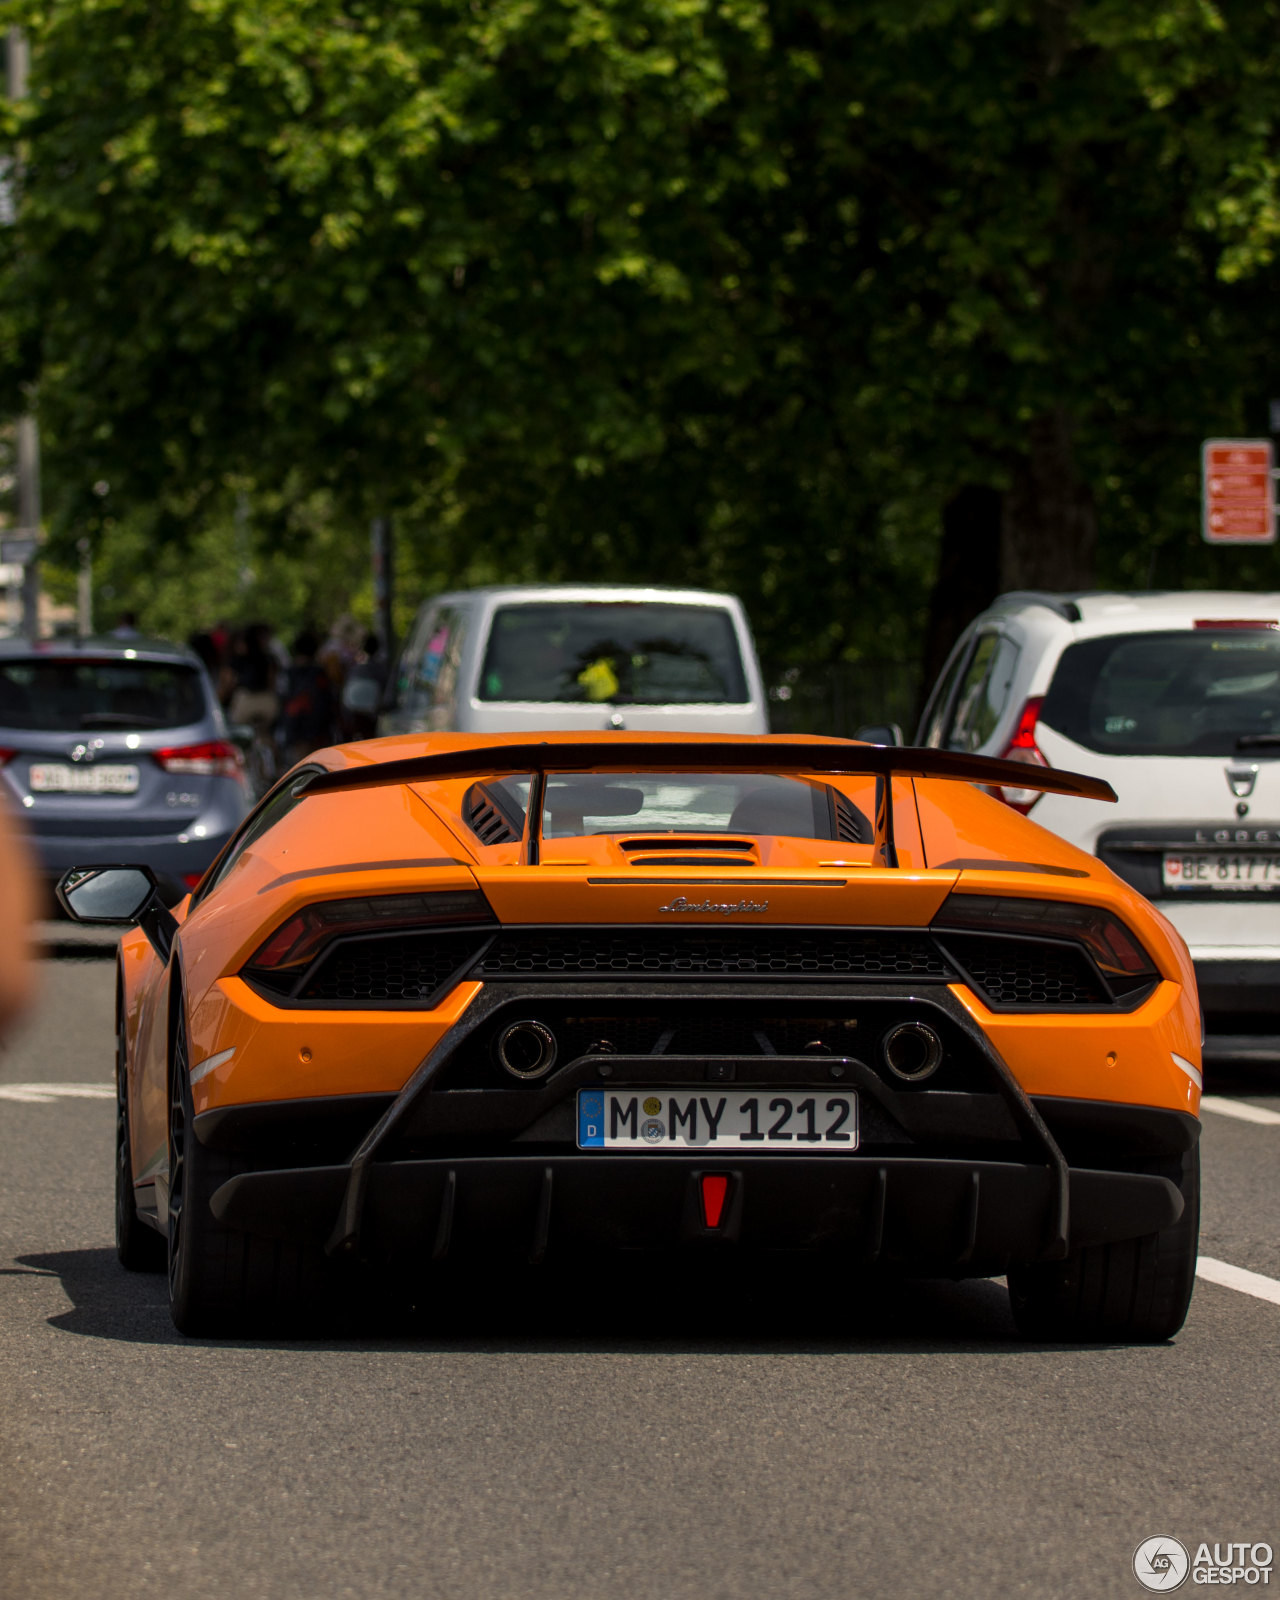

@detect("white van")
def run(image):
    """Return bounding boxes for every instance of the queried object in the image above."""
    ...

[379,584,768,737]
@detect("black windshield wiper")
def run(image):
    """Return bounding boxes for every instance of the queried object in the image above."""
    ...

[1235,735,1280,750]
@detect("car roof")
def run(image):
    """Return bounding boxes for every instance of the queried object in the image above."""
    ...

[986,589,1280,629]
[0,633,200,665]
[422,584,745,608]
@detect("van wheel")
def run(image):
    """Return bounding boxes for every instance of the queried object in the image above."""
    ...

[1008,1147,1199,1343]
[167,1013,330,1335]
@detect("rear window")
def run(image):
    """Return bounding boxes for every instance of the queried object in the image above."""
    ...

[478,603,748,705]
[1041,630,1280,757]
[493,772,841,840]
[0,658,206,732]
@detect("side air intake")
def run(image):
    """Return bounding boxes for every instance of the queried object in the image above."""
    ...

[464,783,520,846]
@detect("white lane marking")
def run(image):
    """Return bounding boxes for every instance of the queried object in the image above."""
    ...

[0,1082,113,1103]
[1172,1052,1203,1089]
[190,1046,235,1086]
[1197,1256,1280,1307]
[1200,1094,1280,1126]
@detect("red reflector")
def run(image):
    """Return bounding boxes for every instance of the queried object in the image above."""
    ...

[701,1174,729,1229]
[1194,619,1278,629]
[182,872,204,891]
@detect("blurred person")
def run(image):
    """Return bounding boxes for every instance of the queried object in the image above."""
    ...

[0,797,38,1038]
[340,629,388,741]
[318,614,362,692]
[187,630,221,679]
[111,609,141,639]
[227,622,280,742]
[279,629,337,766]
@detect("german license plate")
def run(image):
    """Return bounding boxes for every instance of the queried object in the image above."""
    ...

[577,1089,859,1151]
[29,763,140,795]
[1162,850,1280,890]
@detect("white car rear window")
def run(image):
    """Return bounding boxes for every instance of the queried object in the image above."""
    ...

[1041,629,1280,756]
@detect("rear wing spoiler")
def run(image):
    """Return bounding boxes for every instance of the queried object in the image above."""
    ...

[300,740,1116,868]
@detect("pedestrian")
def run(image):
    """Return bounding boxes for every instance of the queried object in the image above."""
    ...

[227,622,280,744]
[111,609,141,639]
[340,630,388,741]
[279,629,338,766]
[318,614,362,693]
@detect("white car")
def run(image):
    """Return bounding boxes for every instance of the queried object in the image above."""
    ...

[918,590,1280,1064]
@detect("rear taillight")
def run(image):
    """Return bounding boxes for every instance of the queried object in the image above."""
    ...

[1194,619,1278,629]
[182,872,204,891]
[246,890,494,980]
[0,748,14,768]
[995,696,1046,813]
[154,741,244,781]
[934,892,1160,998]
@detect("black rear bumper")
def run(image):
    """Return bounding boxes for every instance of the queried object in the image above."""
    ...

[209,1152,1183,1279]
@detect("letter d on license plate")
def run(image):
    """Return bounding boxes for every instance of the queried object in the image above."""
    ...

[577,1089,858,1152]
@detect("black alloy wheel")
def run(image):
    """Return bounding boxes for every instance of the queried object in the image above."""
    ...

[1008,1145,1201,1344]
[115,991,165,1272]
[166,1005,332,1336]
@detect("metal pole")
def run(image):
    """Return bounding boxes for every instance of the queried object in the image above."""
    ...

[16,413,39,639]
[7,28,40,643]
[370,514,394,657]
[76,535,92,636]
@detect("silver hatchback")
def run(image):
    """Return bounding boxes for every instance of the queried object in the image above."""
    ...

[0,636,252,898]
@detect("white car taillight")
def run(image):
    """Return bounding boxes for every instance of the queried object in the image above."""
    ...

[995,696,1047,813]
[154,741,245,781]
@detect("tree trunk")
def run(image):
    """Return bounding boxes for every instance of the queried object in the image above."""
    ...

[1001,409,1097,591]
[919,484,1002,719]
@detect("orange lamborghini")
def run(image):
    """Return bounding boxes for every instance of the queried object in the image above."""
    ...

[58,732,1203,1339]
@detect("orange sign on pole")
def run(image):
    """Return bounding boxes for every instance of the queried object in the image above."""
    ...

[1202,439,1276,545]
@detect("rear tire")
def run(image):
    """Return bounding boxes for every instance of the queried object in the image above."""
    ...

[115,1000,166,1273]
[167,1010,331,1335]
[1008,1146,1200,1343]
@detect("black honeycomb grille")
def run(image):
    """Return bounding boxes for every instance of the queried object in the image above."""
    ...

[473,929,951,981]
[298,932,489,1003]
[939,934,1108,1007]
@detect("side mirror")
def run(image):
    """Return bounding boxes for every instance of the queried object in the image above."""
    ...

[855,723,904,747]
[56,866,179,961]
[228,722,256,750]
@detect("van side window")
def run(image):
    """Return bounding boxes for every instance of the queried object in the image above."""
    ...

[945,632,1021,751]
[422,607,466,729]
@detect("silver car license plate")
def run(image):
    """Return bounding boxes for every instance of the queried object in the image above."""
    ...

[28,763,140,795]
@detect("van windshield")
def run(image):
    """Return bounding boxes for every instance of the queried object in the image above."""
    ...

[477,603,748,705]
[1041,629,1280,756]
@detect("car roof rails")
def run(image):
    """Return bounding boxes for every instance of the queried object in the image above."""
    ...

[989,591,1083,623]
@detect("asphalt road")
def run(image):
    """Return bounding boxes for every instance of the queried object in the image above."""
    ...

[1,939,1278,1600]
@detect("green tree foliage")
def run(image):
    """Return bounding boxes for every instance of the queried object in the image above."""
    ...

[4,0,1280,668]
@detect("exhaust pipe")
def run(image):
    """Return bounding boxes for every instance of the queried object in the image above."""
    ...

[881,1021,943,1082]
[496,1020,558,1081]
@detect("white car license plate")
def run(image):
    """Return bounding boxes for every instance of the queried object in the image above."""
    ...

[28,763,140,795]
[577,1089,858,1151]
[1162,850,1280,890]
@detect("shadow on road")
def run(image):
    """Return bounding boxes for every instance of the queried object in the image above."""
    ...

[15,1244,1093,1355]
